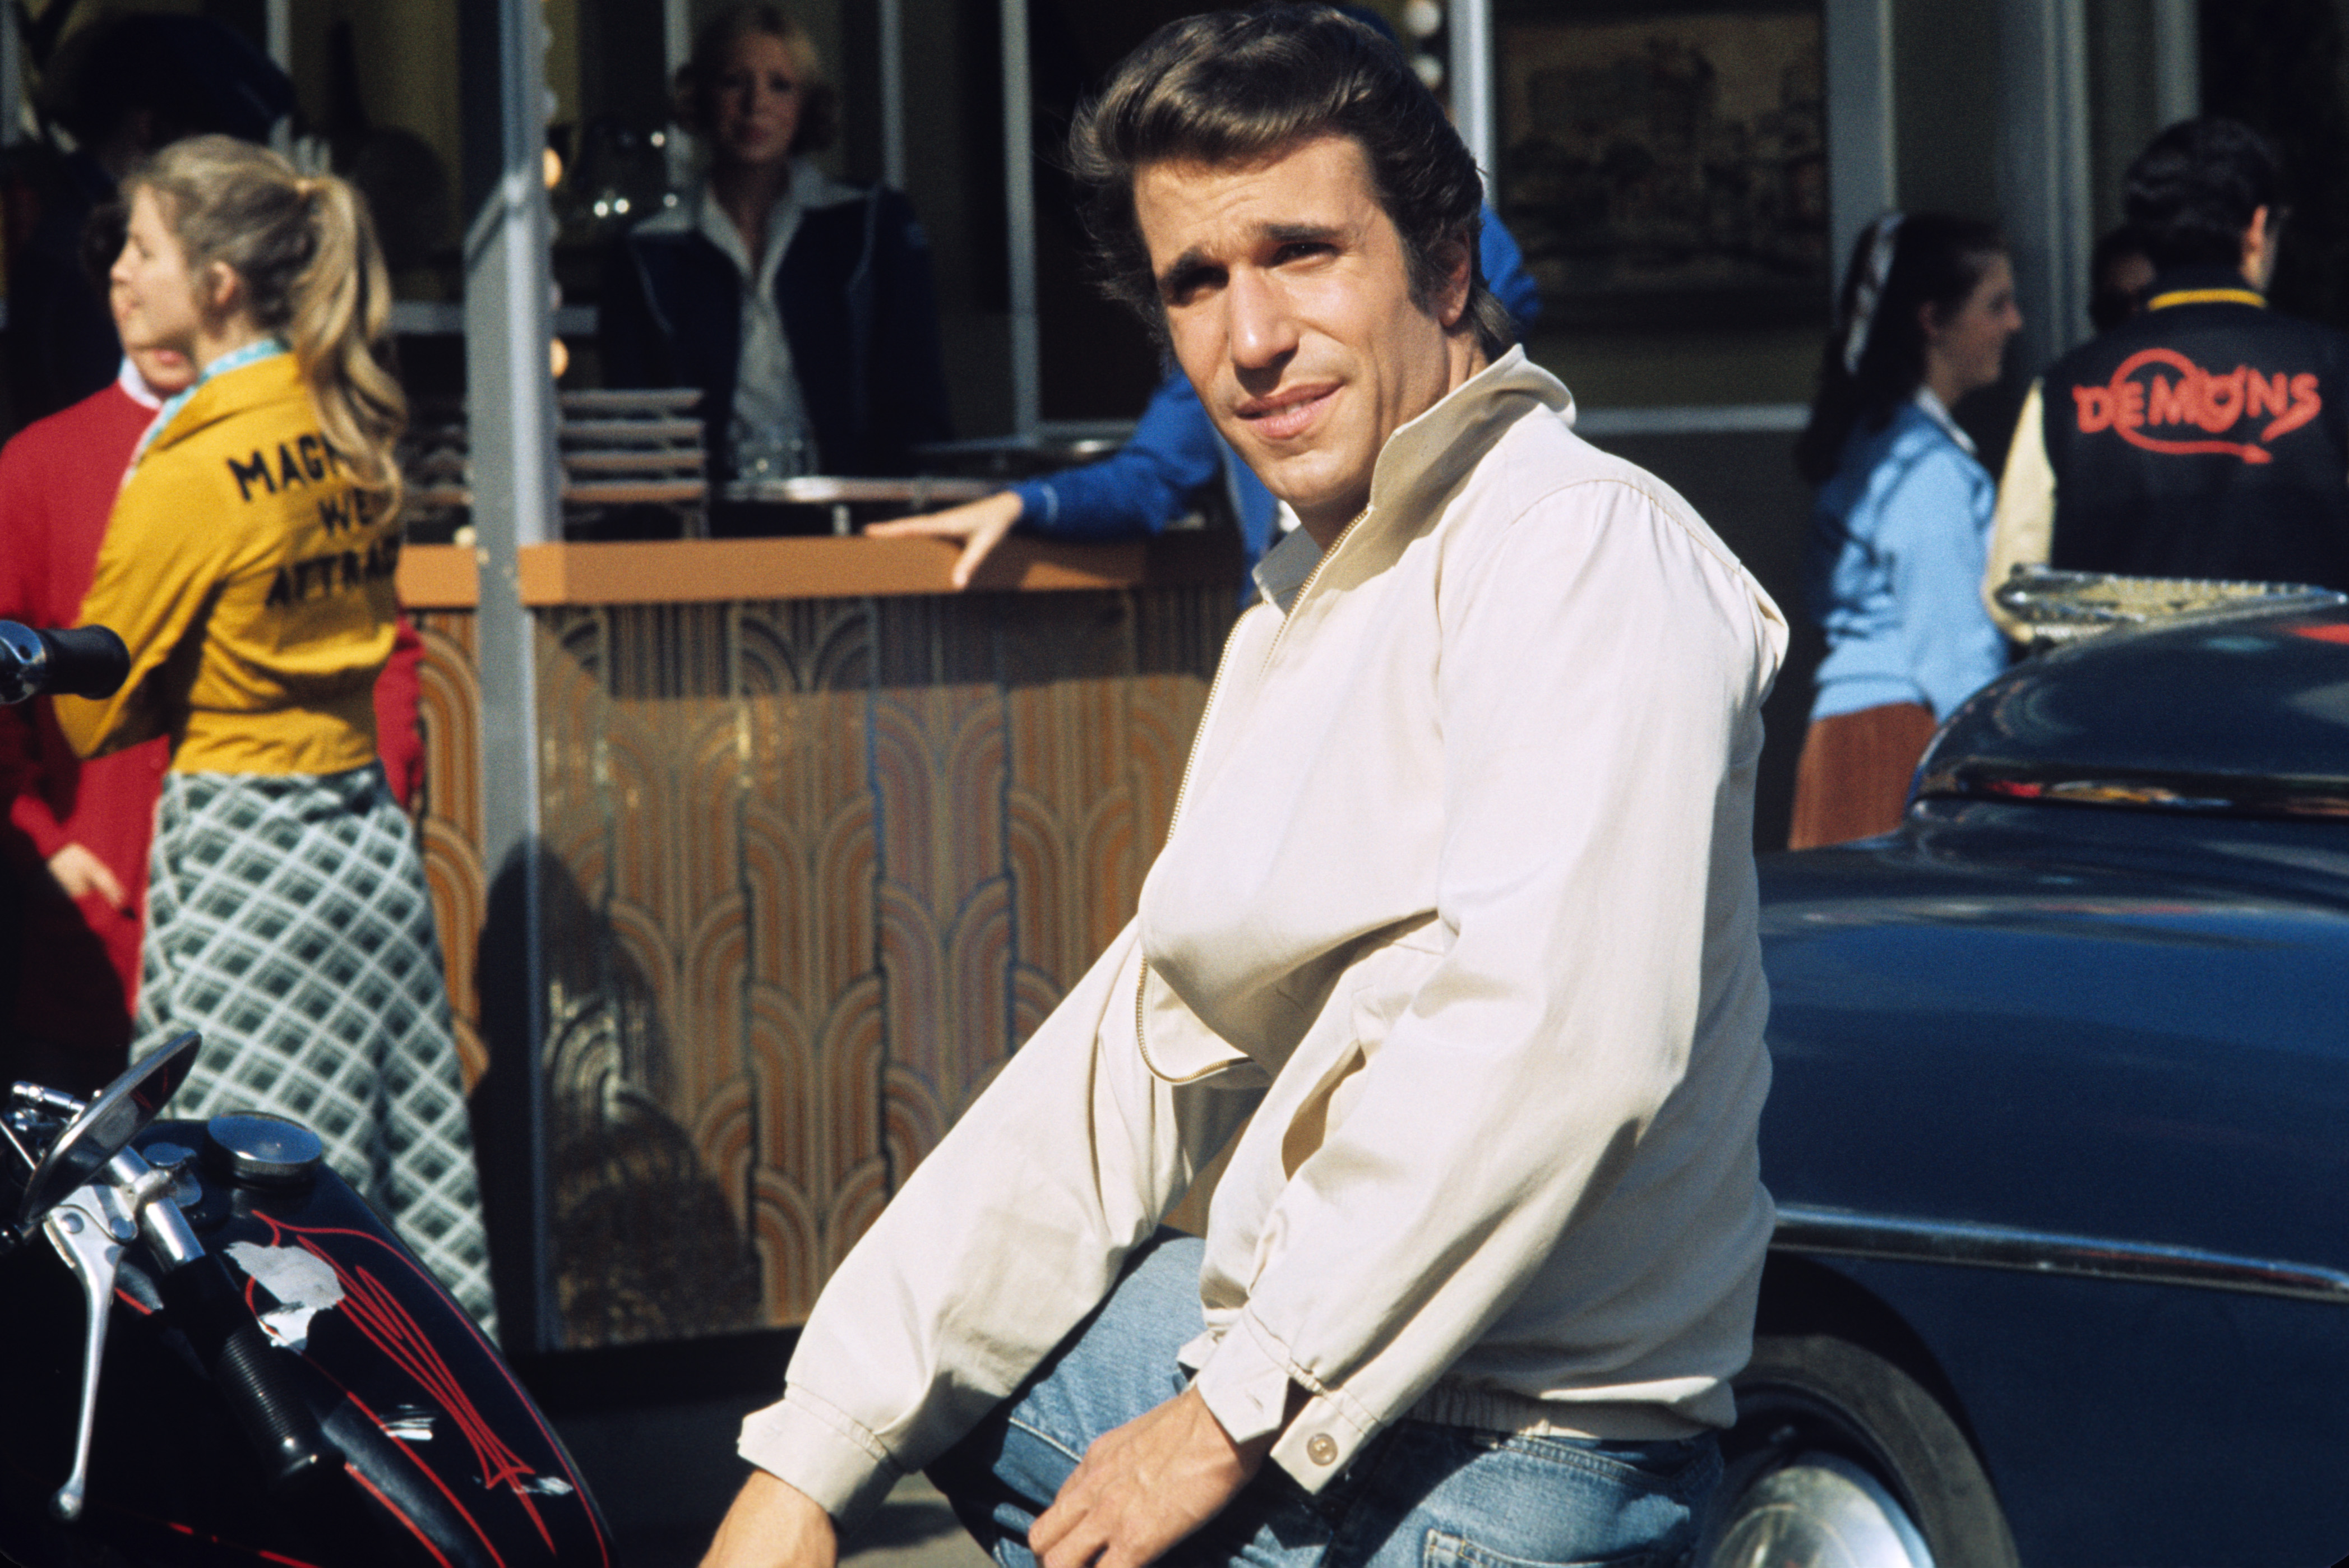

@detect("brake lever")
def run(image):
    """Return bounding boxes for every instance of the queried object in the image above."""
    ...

[41,1184,132,1521]
[38,1149,211,1524]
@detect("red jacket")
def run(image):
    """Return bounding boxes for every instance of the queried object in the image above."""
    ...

[0,375,424,1066]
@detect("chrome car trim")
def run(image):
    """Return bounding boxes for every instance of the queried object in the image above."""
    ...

[1772,1204,2349,1305]
[1916,759,2349,821]
[1989,564,2347,645]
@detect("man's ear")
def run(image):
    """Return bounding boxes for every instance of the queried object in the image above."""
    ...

[2242,204,2276,285]
[1435,232,1474,329]
[1917,298,1944,345]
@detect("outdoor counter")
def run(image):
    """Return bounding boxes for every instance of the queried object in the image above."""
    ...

[392,531,1242,608]
[394,535,1238,1347]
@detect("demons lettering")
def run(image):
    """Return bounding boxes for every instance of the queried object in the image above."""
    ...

[2070,348,2321,464]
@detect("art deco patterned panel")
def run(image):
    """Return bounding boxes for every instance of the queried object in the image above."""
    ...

[412,611,488,1091]
[511,587,1229,1348]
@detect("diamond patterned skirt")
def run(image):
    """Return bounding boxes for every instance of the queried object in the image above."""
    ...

[135,765,496,1336]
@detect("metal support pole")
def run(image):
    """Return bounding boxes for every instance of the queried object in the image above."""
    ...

[460,0,559,1355]
[1,2,21,146]
[2151,0,2201,128]
[1449,0,1495,197]
[880,0,907,192]
[665,0,694,191]
[1999,0,2093,369]
[1002,0,1038,437]
[266,0,292,154]
[1823,0,1896,292]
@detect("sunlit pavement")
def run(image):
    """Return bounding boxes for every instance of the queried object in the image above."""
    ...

[549,1386,990,1568]
[841,1476,995,1568]
[603,1473,988,1568]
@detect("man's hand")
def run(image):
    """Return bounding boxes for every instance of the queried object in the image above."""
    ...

[1030,1385,1270,1568]
[700,1470,838,1568]
[865,491,1025,591]
[47,843,129,912]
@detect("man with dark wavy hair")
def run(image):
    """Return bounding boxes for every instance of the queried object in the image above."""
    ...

[703,12,1785,1568]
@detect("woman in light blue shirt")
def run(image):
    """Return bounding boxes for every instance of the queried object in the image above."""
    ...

[1788,212,2023,848]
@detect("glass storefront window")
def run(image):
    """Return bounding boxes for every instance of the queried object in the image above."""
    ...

[1490,0,1829,408]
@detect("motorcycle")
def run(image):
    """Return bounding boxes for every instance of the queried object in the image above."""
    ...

[1,622,612,1566]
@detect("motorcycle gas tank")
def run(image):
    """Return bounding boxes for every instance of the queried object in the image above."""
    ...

[0,1121,611,1568]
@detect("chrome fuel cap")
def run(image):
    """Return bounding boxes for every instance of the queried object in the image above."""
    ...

[202,1113,323,1187]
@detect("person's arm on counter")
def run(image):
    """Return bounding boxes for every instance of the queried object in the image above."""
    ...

[865,372,1223,588]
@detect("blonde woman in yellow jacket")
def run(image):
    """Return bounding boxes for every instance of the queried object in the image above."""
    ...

[55,137,493,1334]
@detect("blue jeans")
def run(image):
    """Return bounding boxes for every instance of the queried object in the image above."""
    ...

[927,1233,1719,1568]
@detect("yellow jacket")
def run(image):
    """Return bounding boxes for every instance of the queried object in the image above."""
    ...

[57,351,397,775]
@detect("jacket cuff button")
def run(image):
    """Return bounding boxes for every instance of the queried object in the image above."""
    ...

[1305,1433,1339,1465]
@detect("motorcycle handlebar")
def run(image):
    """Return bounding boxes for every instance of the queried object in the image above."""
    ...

[0,622,130,705]
[155,1252,344,1494]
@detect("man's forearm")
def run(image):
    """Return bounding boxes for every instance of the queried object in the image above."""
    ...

[700,1471,837,1568]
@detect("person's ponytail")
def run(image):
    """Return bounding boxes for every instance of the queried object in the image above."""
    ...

[1796,211,2006,486]
[125,136,406,516]
[285,174,404,514]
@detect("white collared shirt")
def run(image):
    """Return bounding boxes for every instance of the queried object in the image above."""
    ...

[1913,383,1978,456]
[694,169,815,478]
[117,356,165,410]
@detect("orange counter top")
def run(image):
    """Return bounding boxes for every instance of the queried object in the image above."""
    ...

[394,530,1241,610]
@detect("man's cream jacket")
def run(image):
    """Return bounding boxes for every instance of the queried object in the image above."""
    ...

[740,349,1789,1520]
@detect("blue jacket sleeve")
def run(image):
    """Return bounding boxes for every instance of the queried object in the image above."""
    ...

[1880,447,2009,719]
[1009,371,1224,540]
[1478,209,1541,333]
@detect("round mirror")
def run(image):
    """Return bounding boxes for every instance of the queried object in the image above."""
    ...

[15,1031,202,1228]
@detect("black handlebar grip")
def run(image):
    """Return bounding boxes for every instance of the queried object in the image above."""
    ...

[38,626,131,700]
[157,1253,344,1494]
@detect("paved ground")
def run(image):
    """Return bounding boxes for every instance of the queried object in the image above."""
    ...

[606,1472,990,1568]
[841,1477,995,1568]
[551,1393,993,1568]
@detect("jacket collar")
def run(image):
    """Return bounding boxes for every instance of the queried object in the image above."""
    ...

[1368,345,1570,521]
[1260,346,1571,617]
[2145,263,2266,312]
[140,350,306,460]
[631,158,866,242]
[1911,385,1976,456]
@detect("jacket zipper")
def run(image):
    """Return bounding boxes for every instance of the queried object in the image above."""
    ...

[1132,507,1370,1079]
[1255,507,1367,677]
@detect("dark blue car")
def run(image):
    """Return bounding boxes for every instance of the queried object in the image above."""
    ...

[1708,593,2349,1567]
